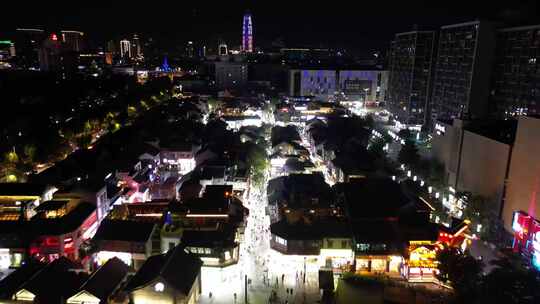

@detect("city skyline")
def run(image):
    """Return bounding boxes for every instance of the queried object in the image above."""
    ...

[1,2,540,303]
[1,1,538,54]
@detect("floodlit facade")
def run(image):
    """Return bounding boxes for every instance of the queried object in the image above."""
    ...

[503,116,540,233]
[288,69,387,102]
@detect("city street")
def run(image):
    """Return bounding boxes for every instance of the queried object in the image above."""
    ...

[199,122,326,304]
[200,172,321,303]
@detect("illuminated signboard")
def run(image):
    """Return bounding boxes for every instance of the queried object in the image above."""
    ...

[512,211,531,239]
[512,211,540,270]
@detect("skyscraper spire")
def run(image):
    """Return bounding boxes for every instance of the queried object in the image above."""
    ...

[242,11,253,53]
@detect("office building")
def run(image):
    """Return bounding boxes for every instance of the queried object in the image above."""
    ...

[214,61,248,89]
[60,30,84,52]
[131,34,141,58]
[120,39,131,58]
[242,12,253,53]
[338,70,388,102]
[387,31,435,126]
[431,21,496,121]
[490,25,540,118]
[14,28,45,69]
[288,69,388,102]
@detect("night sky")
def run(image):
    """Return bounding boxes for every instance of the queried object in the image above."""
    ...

[2,1,538,55]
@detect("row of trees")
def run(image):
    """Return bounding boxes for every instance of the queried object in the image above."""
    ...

[1,77,172,183]
[437,248,540,304]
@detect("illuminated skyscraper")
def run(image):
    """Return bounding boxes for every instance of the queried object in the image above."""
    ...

[218,43,228,56]
[120,39,131,58]
[242,12,253,53]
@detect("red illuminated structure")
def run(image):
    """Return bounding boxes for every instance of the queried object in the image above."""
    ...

[437,219,471,249]
[28,202,97,263]
[511,211,540,269]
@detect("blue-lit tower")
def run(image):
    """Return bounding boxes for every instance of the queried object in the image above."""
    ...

[242,12,253,53]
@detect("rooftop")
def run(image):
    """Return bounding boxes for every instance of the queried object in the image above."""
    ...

[341,178,411,219]
[71,257,129,302]
[181,225,237,248]
[33,199,70,212]
[0,183,50,197]
[30,202,96,236]
[124,245,202,295]
[94,220,156,243]
[17,257,88,303]
[271,219,351,240]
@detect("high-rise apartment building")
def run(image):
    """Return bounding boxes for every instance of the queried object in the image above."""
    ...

[431,21,496,121]
[387,31,435,126]
[131,34,141,58]
[490,25,540,118]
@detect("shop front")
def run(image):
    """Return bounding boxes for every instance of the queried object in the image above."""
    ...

[319,248,354,272]
[0,248,24,269]
[355,255,403,274]
[512,211,540,270]
[404,244,439,283]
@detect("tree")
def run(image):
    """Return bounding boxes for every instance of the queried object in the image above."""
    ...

[398,128,412,140]
[127,105,138,120]
[398,139,420,167]
[23,144,37,164]
[246,142,269,187]
[437,247,483,302]
[368,137,386,159]
[76,134,93,149]
[463,195,503,242]
[364,114,375,129]
[480,254,540,304]
[207,98,222,113]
